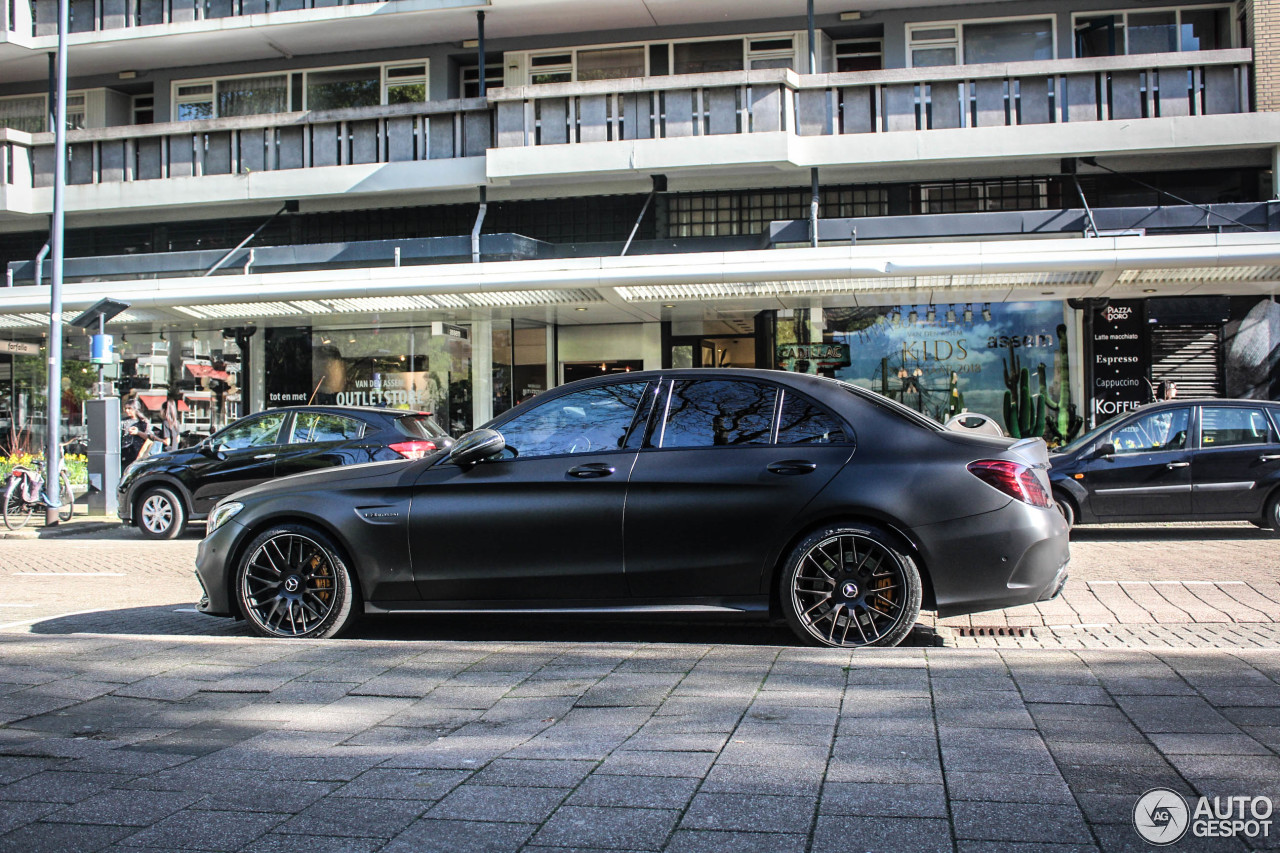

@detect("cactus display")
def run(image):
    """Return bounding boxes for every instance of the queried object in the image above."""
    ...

[1002,362,1046,439]
[1042,323,1083,445]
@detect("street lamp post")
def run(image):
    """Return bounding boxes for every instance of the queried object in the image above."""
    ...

[43,0,68,524]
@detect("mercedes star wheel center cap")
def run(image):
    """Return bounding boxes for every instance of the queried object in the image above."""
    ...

[842,582,859,598]
[284,576,300,593]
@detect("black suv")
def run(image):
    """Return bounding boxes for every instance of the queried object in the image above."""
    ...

[119,406,450,539]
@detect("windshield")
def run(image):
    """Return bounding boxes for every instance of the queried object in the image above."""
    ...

[1054,419,1113,455]
[395,414,447,439]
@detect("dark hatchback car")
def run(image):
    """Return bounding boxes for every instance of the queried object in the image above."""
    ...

[1049,399,1280,530]
[120,406,449,539]
[195,369,1070,648]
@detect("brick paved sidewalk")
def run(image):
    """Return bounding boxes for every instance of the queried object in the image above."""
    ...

[0,635,1276,852]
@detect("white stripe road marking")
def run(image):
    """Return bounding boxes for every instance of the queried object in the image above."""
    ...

[1087,580,1246,585]
[173,608,199,613]
[0,604,37,608]
[12,572,127,577]
[0,609,105,630]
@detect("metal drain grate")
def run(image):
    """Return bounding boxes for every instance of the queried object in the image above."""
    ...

[955,626,1032,638]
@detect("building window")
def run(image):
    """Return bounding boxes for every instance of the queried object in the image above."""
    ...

[916,178,1051,213]
[835,39,883,72]
[669,187,889,238]
[460,63,503,98]
[673,40,744,74]
[908,17,1054,67]
[576,47,646,81]
[517,33,803,85]
[133,95,154,125]
[173,61,428,120]
[1074,6,1233,57]
[0,93,86,132]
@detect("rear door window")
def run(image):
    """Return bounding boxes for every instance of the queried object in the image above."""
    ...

[658,379,776,448]
[1199,407,1276,448]
[291,413,365,444]
[776,390,850,445]
[395,414,447,439]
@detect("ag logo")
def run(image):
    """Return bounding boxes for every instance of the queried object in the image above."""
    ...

[1134,788,1190,845]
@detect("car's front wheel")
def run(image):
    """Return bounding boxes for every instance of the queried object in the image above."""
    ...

[137,486,186,539]
[236,524,359,639]
[781,524,922,649]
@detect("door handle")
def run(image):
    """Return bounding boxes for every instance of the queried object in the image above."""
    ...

[253,453,277,460]
[1259,455,1280,462]
[1166,461,1189,469]
[567,463,615,479]
[768,460,818,475]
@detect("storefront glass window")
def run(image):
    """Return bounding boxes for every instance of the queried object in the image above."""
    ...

[774,302,1079,445]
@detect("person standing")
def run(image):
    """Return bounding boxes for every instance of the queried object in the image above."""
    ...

[120,399,154,468]
[162,389,182,450]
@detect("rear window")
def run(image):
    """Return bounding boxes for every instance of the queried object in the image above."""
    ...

[395,414,447,439]
[835,380,945,432]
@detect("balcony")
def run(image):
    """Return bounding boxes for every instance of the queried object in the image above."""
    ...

[1,98,490,217]
[2,49,1274,220]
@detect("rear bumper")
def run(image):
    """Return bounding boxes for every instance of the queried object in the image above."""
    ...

[915,501,1070,618]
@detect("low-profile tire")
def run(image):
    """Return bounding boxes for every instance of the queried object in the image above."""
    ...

[1053,492,1076,529]
[780,523,922,649]
[236,524,359,639]
[137,486,186,540]
[3,479,33,531]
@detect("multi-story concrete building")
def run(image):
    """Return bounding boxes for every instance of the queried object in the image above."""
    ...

[0,0,1278,447]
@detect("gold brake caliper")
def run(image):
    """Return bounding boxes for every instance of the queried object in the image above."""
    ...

[310,554,333,602]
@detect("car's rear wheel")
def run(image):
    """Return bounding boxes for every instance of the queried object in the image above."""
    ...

[1262,492,1280,535]
[781,524,922,649]
[137,486,185,539]
[236,524,358,639]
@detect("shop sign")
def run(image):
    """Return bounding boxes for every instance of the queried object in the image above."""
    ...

[431,322,469,341]
[1090,300,1147,424]
[0,339,39,355]
[777,342,851,369]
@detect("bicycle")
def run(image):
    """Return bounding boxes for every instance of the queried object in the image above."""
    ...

[3,460,73,531]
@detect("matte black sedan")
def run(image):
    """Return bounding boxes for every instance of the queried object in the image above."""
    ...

[195,369,1070,648]
[1049,399,1280,530]
[120,406,449,539]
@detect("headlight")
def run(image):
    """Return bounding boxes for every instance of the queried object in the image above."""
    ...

[207,501,244,534]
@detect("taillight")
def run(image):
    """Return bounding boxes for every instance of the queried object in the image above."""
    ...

[389,440,437,460]
[967,459,1053,508]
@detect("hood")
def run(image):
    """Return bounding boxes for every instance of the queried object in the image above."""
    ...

[229,458,414,503]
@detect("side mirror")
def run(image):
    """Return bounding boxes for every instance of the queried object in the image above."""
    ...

[447,429,506,469]
[1095,442,1116,459]
[198,440,226,460]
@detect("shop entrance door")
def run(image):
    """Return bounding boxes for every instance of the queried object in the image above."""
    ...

[668,336,755,369]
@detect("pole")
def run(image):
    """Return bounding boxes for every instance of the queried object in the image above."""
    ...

[807,0,816,75]
[45,0,68,524]
[477,11,487,97]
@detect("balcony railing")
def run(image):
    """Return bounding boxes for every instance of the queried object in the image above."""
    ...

[8,99,489,189]
[490,49,1252,147]
[0,50,1257,200]
[12,0,383,36]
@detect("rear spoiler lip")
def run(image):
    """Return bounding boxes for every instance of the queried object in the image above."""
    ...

[1008,436,1051,469]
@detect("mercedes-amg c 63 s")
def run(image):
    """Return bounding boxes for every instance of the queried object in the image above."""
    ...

[195,369,1070,648]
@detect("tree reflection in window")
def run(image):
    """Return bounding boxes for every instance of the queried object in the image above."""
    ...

[499,382,645,458]
[662,380,775,448]
[777,392,849,445]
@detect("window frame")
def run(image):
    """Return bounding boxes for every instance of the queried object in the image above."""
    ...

[171,59,430,121]
[473,378,654,462]
[647,378,855,451]
[0,91,88,133]
[906,14,1058,68]
[516,31,803,86]
[214,410,291,451]
[288,411,367,445]
[1070,5,1236,57]
[1196,405,1277,450]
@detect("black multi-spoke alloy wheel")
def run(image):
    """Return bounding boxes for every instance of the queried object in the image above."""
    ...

[2,479,33,531]
[236,524,358,639]
[137,486,186,540]
[781,524,922,649]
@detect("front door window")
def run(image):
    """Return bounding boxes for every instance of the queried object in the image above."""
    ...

[216,412,287,451]
[497,382,648,458]
[1106,408,1189,454]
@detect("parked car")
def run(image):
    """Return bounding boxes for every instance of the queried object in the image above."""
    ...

[1049,399,1280,530]
[194,369,1069,647]
[119,406,450,539]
